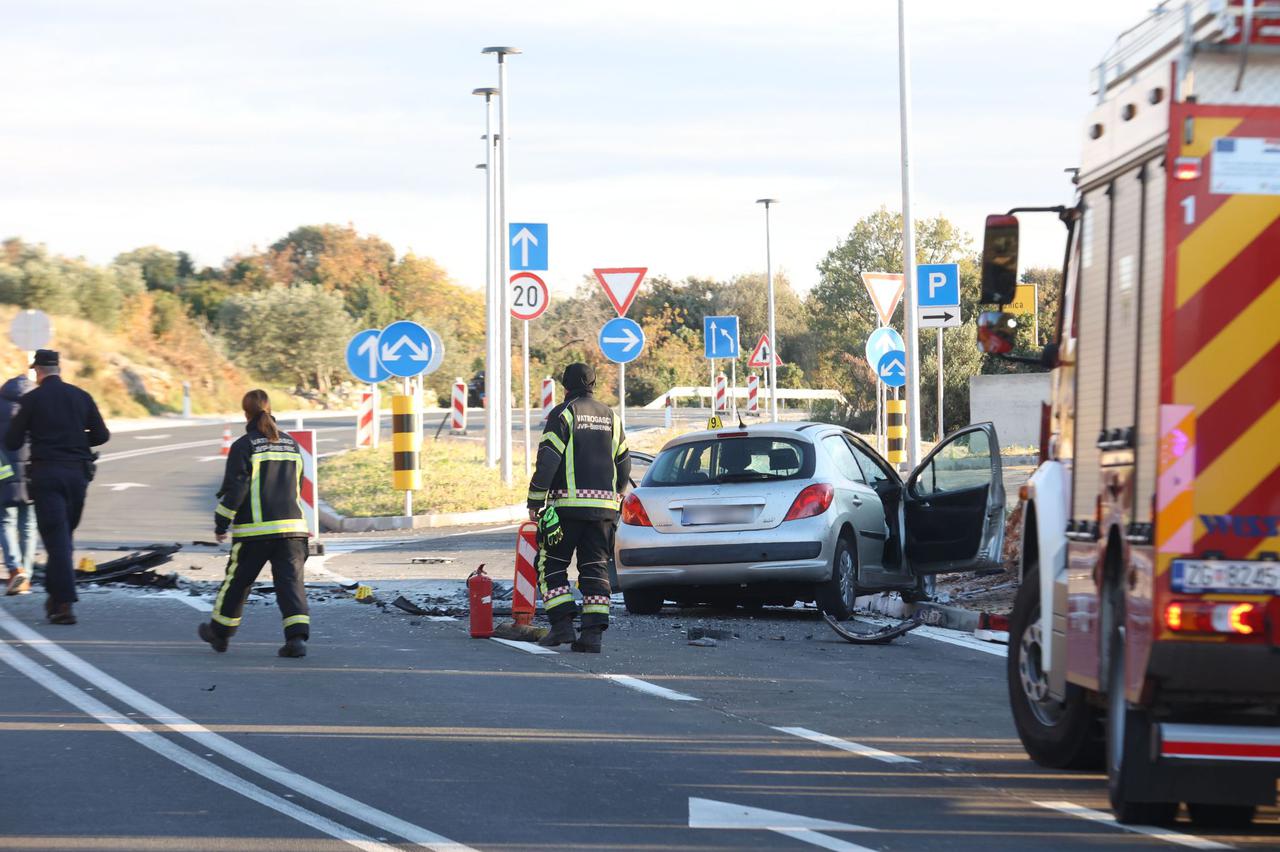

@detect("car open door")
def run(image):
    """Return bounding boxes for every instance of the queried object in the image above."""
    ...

[902,423,1005,575]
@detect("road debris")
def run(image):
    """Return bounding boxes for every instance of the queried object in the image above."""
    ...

[76,545,182,587]
[688,637,717,647]
[823,612,922,645]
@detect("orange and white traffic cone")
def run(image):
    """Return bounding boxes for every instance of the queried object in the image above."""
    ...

[220,427,232,456]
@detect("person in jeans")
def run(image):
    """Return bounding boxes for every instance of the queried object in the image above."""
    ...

[0,375,35,595]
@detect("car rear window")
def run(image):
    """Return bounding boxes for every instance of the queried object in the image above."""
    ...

[643,436,815,486]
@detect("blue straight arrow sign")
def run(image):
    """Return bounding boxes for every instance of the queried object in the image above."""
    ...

[509,223,548,271]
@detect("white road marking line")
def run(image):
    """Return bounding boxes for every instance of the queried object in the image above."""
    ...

[0,640,397,852]
[600,674,700,702]
[773,726,918,764]
[132,434,172,440]
[490,637,557,655]
[152,589,213,612]
[0,608,476,852]
[913,625,1008,658]
[196,455,226,462]
[689,797,876,852]
[1033,801,1232,850]
[100,439,224,463]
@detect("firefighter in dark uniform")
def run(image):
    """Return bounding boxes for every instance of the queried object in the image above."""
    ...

[3,350,109,625]
[198,390,311,658]
[527,363,630,653]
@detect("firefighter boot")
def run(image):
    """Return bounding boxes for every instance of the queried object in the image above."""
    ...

[198,622,228,653]
[571,626,604,654]
[538,618,577,647]
[278,637,307,658]
[48,603,76,626]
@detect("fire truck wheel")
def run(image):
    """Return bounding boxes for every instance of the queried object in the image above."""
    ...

[1104,580,1179,825]
[1186,803,1256,828]
[1007,566,1103,769]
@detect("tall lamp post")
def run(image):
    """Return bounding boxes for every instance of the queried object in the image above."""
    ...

[896,0,922,468]
[482,46,521,486]
[472,87,499,469]
[756,198,779,422]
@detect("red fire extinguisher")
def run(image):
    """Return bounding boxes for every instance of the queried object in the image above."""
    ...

[467,564,494,638]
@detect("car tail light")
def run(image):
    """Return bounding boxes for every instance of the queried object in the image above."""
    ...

[783,483,834,521]
[1172,156,1202,181]
[1164,601,1266,636]
[620,493,652,526]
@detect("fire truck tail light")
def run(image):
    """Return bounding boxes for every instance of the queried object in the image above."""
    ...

[1173,157,1203,180]
[1164,600,1265,636]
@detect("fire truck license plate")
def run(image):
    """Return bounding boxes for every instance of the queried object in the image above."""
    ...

[1172,560,1280,594]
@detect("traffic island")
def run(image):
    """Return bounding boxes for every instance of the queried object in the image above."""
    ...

[318,438,529,531]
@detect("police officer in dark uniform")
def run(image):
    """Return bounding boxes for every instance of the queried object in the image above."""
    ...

[3,350,110,625]
[526,363,630,653]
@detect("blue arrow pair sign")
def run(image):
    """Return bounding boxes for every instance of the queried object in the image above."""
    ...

[345,321,441,382]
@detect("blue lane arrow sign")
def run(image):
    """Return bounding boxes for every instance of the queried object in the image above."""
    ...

[599,317,645,364]
[345,328,391,383]
[703,315,739,359]
[864,327,904,370]
[509,223,548,271]
[876,349,907,388]
[377,320,434,378]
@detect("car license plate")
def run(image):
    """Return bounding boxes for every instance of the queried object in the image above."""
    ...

[1171,560,1280,594]
[682,506,754,525]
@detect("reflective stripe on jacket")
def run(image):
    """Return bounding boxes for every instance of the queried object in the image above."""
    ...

[214,425,308,540]
[526,393,630,520]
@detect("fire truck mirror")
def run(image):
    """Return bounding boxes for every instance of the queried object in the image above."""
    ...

[977,311,1018,355]
[980,214,1020,304]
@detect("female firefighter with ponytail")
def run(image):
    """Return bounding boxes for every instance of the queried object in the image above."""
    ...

[198,390,312,658]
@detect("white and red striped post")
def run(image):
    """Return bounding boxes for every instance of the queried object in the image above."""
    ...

[512,522,539,626]
[541,376,555,422]
[287,430,320,540]
[450,377,467,432]
[714,372,727,413]
[356,387,378,448]
[747,374,759,414]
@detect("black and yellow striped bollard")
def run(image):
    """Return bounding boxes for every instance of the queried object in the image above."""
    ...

[887,399,906,466]
[392,394,421,492]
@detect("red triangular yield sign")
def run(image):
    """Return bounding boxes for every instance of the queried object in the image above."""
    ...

[860,272,904,326]
[593,267,647,316]
[747,333,782,368]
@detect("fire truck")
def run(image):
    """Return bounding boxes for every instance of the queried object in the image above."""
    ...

[976,0,1280,827]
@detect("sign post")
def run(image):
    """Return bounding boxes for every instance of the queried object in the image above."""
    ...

[916,263,960,441]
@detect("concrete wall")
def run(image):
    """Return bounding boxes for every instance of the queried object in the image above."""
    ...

[969,373,1051,450]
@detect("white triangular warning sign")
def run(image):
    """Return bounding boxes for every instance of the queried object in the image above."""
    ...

[593,267,647,316]
[747,333,782,368]
[860,272,904,326]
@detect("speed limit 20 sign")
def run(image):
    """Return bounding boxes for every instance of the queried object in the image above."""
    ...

[510,272,549,321]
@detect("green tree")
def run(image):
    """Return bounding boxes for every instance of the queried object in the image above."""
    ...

[217,284,356,390]
[115,246,182,292]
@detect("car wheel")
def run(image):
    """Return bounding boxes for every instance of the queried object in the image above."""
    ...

[816,535,858,620]
[623,589,663,615]
[1007,565,1103,769]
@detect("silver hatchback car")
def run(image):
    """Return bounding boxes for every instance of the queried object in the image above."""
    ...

[615,421,1005,617]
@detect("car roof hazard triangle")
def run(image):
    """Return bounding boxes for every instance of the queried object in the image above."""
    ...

[860,272,904,326]
[593,268,647,316]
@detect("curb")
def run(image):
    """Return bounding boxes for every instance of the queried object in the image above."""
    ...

[855,592,982,632]
[318,498,526,533]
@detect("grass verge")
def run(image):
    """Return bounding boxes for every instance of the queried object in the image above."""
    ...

[320,438,527,517]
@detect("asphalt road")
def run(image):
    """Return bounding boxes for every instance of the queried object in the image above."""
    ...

[1,415,1275,850]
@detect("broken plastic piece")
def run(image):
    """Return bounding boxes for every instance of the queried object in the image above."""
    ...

[823,613,922,645]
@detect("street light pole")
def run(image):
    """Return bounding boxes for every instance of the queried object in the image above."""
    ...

[756,198,779,422]
[473,87,498,469]
[483,46,521,486]
[896,0,922,468]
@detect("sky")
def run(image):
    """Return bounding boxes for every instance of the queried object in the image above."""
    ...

[2,0,1160,297]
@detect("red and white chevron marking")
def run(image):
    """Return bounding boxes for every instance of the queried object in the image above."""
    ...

[541,377,555,422]
[450,378,466,431]
[746,374,759,414]
[512,522,539,626]
[714,373,727,412]
[287,429,319,539]
[356,390,376,448]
